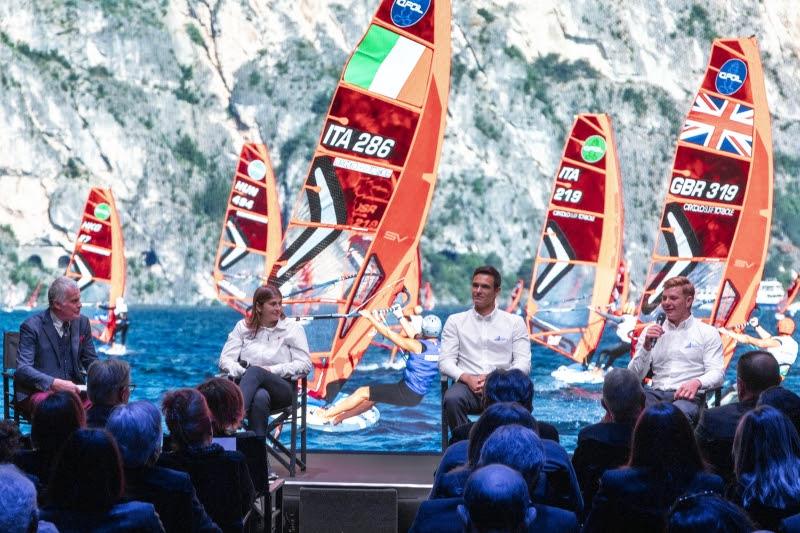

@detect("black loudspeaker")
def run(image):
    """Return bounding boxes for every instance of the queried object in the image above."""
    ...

[299,487,398,533]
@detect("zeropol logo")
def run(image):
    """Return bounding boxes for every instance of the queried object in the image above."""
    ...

[93,203,111,221]
[715,58,747,96]
[247,159,267,181]
[581,135,606,163]
[390,0,431,28]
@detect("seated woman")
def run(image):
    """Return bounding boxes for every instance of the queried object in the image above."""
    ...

[197,377,247,437]
[583,402,723,533]
[729,405,800,530]
[315,309,441,424]
[667,492,755,533]
[14,390,85,496]
[159,388,255,533]
[40,428,163,532]
[218,285,312,437]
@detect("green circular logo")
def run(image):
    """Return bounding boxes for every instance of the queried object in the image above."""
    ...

[581,135,607,163]
[247,160,267,181]
[94,203,111,221]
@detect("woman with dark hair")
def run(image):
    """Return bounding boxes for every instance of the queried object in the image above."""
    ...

[729,405,800,530]
[667,492,755,533]
[197,377,246,436]
[41,428,163,532]
[583,402,723,533]
[159,388,255,533]
[14,390,85,492]
[218,285,312,437]
[430,402,537,499]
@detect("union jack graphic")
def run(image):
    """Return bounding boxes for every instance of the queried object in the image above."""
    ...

[679,93,753,157]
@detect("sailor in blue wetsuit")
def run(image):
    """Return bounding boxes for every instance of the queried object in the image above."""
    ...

[314,308,442,425]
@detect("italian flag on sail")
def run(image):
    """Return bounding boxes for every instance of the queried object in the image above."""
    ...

[344,25,431,107]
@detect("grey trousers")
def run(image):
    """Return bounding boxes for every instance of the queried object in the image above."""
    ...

[644,388,705,426]
[443,382,483,432]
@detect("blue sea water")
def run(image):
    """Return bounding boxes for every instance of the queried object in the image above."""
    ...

[2,306,797,454]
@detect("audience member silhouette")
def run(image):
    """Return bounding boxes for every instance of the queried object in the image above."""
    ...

[757,385,800,435]
[431,402,537,498]
[41,428,163,532]
[86,359,132,428]
[197,377,248,437]
[0,464,58,533]
[729,405,800,530]
[666,492,755,533]
[448,369,559,445]
[582,402,723,533]
[107,401,220,532]
[458,464,535,533]
[572,368,644,514]
[0,419,23,463]
[159,388,255,533]
[14,390,85,496]
[695,350,780,482]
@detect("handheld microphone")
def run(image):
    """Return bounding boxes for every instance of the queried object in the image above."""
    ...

[644,312,666,350]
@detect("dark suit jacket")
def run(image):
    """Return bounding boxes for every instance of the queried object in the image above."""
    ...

[695,398,757,482]
[781,511,800,533]
[430,439,584,515]
[409,497,578,533]
[157,444,255,533]
[124,465,221,532]
[16,310,97,401]
[41,501,164,532]
[582,468,724,533]
[449,419,560,445]
[571,421,633,514]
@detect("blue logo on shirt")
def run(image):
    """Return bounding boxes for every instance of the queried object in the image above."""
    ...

[493,336,508,342]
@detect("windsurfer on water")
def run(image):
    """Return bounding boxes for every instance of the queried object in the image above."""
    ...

[313,308,441,425]
[719,316,798,379]
[591,303,637,370]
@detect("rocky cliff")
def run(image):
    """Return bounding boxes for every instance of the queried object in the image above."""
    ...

[1,0,798,305]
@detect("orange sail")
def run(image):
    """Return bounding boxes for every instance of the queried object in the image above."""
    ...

[65,188,126,344]
[421,281,435,311]
[525,114,624,364]
[636,38,772,368]
[212,144,281,315]
[778,274,800,315]
[267,0,451,400]
[505,279,525,314]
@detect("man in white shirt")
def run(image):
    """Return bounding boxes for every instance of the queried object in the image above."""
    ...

[439,266,531,432]
[628,276,723,424]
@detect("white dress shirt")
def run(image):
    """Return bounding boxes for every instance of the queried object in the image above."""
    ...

[219,318,312,378]
[628,315,723,391]
[438,306,531,381]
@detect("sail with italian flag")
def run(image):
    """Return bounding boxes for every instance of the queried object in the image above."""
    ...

[65,188,126,344]
[267,0,451,401]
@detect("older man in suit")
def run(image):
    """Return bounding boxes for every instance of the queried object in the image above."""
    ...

[15,276,97,417]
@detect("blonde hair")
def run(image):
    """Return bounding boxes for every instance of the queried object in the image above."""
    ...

[663,276,695,298]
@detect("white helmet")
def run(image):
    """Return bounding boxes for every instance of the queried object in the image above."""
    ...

[421,314,442,337]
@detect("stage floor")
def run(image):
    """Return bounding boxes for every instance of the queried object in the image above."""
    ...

[273,452,441,487]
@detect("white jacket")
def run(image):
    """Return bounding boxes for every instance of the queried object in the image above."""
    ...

[219,318,312,378]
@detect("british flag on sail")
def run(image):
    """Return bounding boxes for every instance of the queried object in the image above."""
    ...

[680,93,753,157]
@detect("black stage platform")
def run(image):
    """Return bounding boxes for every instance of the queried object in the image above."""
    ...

[272,452,441,532]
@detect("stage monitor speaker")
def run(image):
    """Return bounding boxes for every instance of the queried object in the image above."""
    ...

[299,487,398,533]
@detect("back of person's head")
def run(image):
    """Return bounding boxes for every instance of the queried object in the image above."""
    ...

[473,265,501,289]
[0,420,22,463]
[736,350,781,397]
[48,428,123,512]
[31,391,85,453]
[629,403,704,481]
[0,464,38,533]
[483,369,533,411]
[468,402,536,468]
[162,388,213,450]
[602,368,645,424]
[458,464,534,533]
[478,424,545,496]
[87,358,131,406]
[106,401,163,468]
[757,386,800,435]
[197,377,245,435]
[667,492,755,533]
[733,405,800,508]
